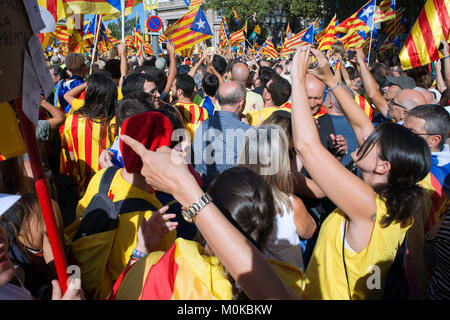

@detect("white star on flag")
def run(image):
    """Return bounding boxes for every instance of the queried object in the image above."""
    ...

[360,5,374,19]
[196,19,206,30]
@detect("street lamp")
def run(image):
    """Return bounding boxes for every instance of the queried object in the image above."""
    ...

[264,5,288,46]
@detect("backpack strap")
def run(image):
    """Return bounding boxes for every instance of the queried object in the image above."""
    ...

[98,166,120,195]
[115,198,158,215]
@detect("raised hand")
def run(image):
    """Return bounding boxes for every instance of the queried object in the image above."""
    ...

[135,206,178,254]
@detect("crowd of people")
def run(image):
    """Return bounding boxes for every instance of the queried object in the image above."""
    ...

[0,36,449,300]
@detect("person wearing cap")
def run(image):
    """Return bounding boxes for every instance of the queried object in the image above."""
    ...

[57,53,87,114]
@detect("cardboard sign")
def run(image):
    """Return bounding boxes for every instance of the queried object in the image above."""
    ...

[0,0,33,103]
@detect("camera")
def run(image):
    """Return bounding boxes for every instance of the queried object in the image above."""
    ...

[347,50,356,60]
[309,55,318,69]
[161,42,167,50]
[439,42,444,51]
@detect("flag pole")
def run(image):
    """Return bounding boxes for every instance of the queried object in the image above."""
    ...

[121,0,125,42]
[90,15,102,75]
[367,2,376,67]
[16,98,69,294]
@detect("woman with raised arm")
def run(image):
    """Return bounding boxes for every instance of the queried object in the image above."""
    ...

[290,46,432,300]
[118,138,299,300]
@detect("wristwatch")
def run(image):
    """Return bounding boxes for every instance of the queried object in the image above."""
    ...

[182,193,213,223]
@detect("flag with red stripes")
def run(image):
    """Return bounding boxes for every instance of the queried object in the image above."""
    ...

[383,8,406,39]
[399,0,450,70]
[318,15,337,51]
[374,0,396,23]
[164,6,212,53]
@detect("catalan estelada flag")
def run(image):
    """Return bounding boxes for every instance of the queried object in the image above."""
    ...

[318,15,337,51]
[0,102,26,161]
[399,0,450,71]
[335,0,376,34]
[38,0,66,24]
[164,6,212,53]
[184,0,202,8]
[109,238,306,300]
[281,24,314,56]
[261,38,279,60]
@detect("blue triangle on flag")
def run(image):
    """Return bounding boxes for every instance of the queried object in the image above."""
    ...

[190,8,213,36]
[300,25,314,45]
[356,0,375,28]
[106,0,121,11]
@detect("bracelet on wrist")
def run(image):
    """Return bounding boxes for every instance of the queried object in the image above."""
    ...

[443,56,450,60]
[328,81,340,92]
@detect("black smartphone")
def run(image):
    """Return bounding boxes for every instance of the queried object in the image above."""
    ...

[439,42,444,51]
[162,42,167,50]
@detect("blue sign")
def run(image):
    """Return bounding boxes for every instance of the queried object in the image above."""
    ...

[147,16,163,32]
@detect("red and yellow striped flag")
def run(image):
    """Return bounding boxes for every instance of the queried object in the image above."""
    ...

[164,6,212,53]
[374,0,396,23]
[229,21,247,47]
[281,27,310,56]
[188,0,203,8]
[400,0,450,70]
[383,8,406,39]
[52,25,70,43]
[340,30,367,50]
[0,102,26,161]
[109,238,306,300]
[261,38,279,60]
[318,15,337,51]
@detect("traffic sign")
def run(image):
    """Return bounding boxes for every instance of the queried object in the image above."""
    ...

[147,16,163,32]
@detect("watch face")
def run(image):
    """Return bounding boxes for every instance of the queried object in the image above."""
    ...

[182,209,193,223]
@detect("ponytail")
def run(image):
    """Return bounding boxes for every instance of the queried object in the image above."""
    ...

[358,122,432,227]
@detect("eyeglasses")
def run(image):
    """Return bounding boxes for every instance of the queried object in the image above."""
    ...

[388,100,407,110]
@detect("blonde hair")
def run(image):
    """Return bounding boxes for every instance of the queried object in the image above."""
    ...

[238,125,293,216]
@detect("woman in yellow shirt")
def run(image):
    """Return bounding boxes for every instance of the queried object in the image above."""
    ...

[290,47,432,299]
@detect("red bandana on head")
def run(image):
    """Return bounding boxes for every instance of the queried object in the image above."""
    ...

[120,111,174,173]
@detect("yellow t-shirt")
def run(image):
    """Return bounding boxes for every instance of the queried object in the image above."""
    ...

[246,106,291,126]
[304,194,411,300]
[66,168,176,300]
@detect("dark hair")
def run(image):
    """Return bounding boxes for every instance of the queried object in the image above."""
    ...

[121,72,154,98]
[175,73,195,98]
[356,122,432,227]
[440,88,450,107]
[258,66,275,87]
[212,54,227,76]
[202,73,219,97]
[75,71,117,122]
[49,64,69,80]
[406,66,433,89]
[142,66,167,94]
[407,104,450,150]
[267,74,291,106]
[116,94,155,127]
[143,56,156,67]
[206,166,275,300]
[104,59,121,80]
[347,67,358,80]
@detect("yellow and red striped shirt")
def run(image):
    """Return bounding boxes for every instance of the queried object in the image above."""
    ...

[61,114,117,197]
[175,102,209,140]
